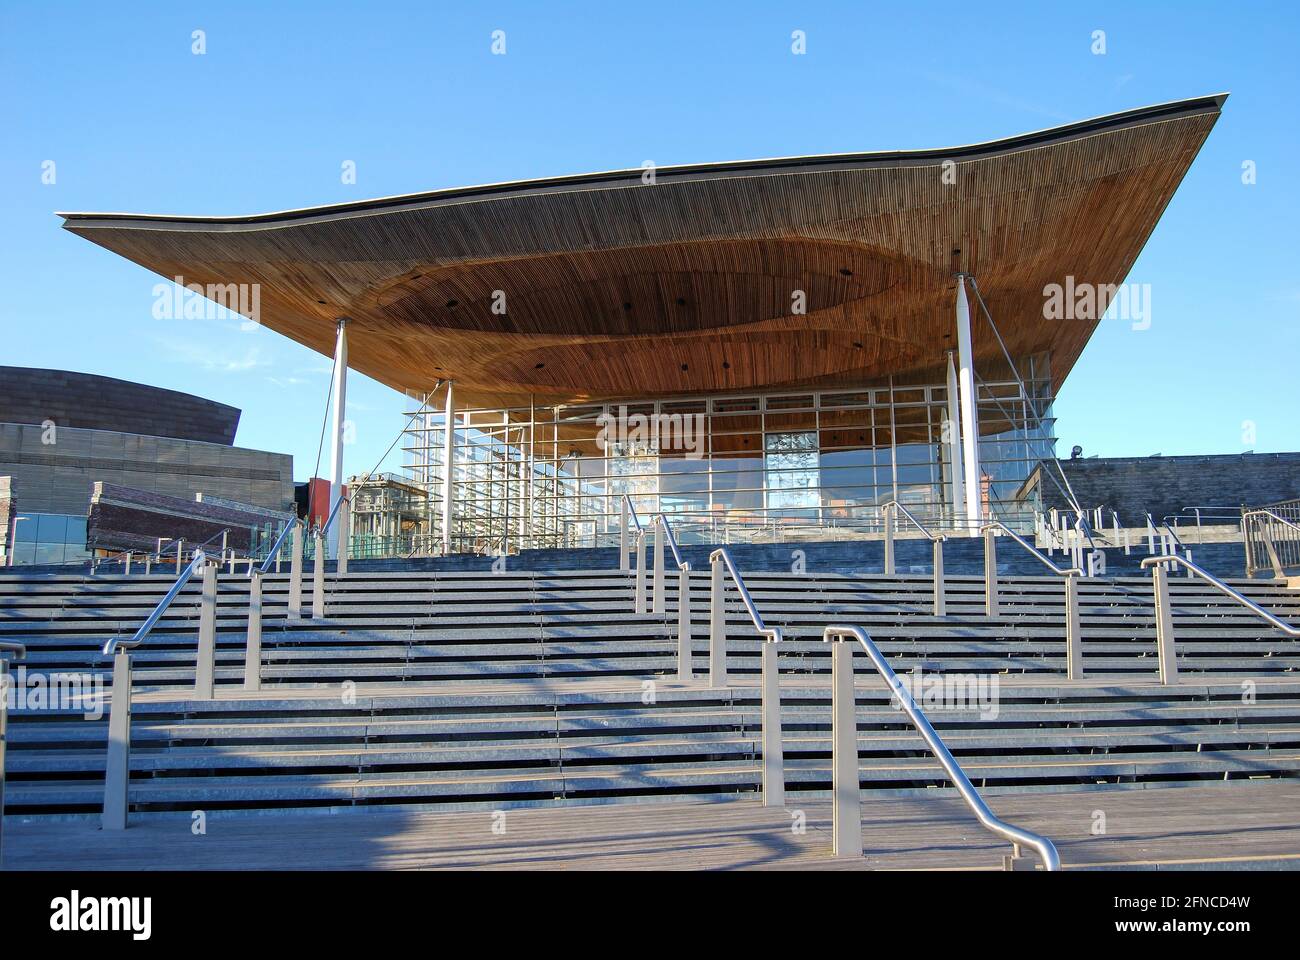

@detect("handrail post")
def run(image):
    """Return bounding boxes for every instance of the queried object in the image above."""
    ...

[312,531,326,620]
[883,503,895,575]
[124,551,132,575]
[337,502,350,576]
[677,565,693,682]
[830,637,861,857]
[195,559,218,699]
[1065,573,1083,680]
[932,538,946,616]
[633,531,646,614]
[761,639,784,806]
[709,553,727,686]
[244,568,264,692]
[288,523,303,620]
[101,647,133,830]
[175,539,183,574]
[619,498,629,572]
[1152,561,1178,684]
[984,527,999,616]
[0,658,9,854]
[652,520,665,615]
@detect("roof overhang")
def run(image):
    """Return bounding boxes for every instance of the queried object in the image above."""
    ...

[60,94,1226,409]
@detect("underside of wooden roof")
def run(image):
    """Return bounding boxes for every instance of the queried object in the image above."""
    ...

[60,95,1225,409]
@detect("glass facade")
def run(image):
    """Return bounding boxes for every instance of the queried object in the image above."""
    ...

[9,512,90,566]
[398,355,1057,554]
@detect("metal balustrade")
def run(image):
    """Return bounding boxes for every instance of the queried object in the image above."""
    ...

[100,545,212,830]
[1243,507,1300,579]
[822,625,1059,870]
[708,546,784,806]
[0,641,26,864]
[1141,553,1300,684]
[243,517,303,693]
[880,500,946,615]
[981,520,1085,679]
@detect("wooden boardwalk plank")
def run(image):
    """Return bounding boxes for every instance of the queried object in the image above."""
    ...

[5,782,1300,871]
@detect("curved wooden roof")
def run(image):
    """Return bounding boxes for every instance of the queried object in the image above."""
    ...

[60,95,1225,409]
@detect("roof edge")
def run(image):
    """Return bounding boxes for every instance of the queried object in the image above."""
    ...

[57,93,1228,231]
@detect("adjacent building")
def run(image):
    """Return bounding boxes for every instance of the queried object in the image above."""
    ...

[0,366,294,564]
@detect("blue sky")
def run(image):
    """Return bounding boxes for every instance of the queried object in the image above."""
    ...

[2,1,1297,480]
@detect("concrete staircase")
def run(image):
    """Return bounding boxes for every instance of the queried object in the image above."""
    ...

[2,563,1299,819]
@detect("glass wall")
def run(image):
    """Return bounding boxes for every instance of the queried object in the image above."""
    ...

[9,512,90,566]
[402,358,1056,553]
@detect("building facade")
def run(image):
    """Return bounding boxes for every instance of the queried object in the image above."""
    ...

[0,367,294,564]
[60,96,1226,557]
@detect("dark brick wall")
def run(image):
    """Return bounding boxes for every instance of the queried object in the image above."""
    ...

[0,366,240,444]
[87,481,292,553]
[1033,453,1300,525]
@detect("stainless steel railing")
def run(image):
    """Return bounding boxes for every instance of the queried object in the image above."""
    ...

[1243,508,1300,578]
[982,520,1085,679]
[708,546,782,645]
[880,500,947,614]
[881,499,943,542]
[258,517,301,574]
[1141,552,1300,684]
[823,625,1060,870]
[708,545,785,805]
[101,549,208,657]
[0,641,26,863]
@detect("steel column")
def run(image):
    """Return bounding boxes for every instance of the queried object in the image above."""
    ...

[830,639,861,858]
[442,380,456,555]
[709,555,727,686]
[984,527,999,616]
[883,503,895,575]
[1065,574,1083,680]
[327,318,348,560]
[761,641,785,806]
[336,499,349,576]
[287,524,303,620]
[932,539,946,617]
[1153,563,1178,683]
[312,532,325,619]
[633,531,646,614]
[652,521,665,615]
[954,275,982,526]
[101,649,132,830]
[194,561,217,699]
[244,569,263,692]
[677,565,693,682]
[619,498,629,572]
[945,349,965,522]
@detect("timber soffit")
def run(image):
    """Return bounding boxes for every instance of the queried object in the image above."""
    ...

[55,94,1227,408]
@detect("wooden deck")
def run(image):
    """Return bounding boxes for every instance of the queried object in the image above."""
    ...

[5,782,1299,871]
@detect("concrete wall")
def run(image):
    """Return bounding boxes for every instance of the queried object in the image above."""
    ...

[0,366,239,444]
[0,422,294,516]
[1033,453,1300,526]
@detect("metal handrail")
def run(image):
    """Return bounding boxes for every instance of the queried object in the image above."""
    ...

[0,641,25,659]
[317,493,350,536]
[881,500,944,542]
[823,624,1060,871]
[982,520,1083,578]
[1141,554,1300,637]
[622,494,643,533]
[1147,513,1185,553]
[654,513,689,571]
[102,549,208,655]
[258,517,301,574]
[1243,509,1300,533]
[708,546,782,643]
